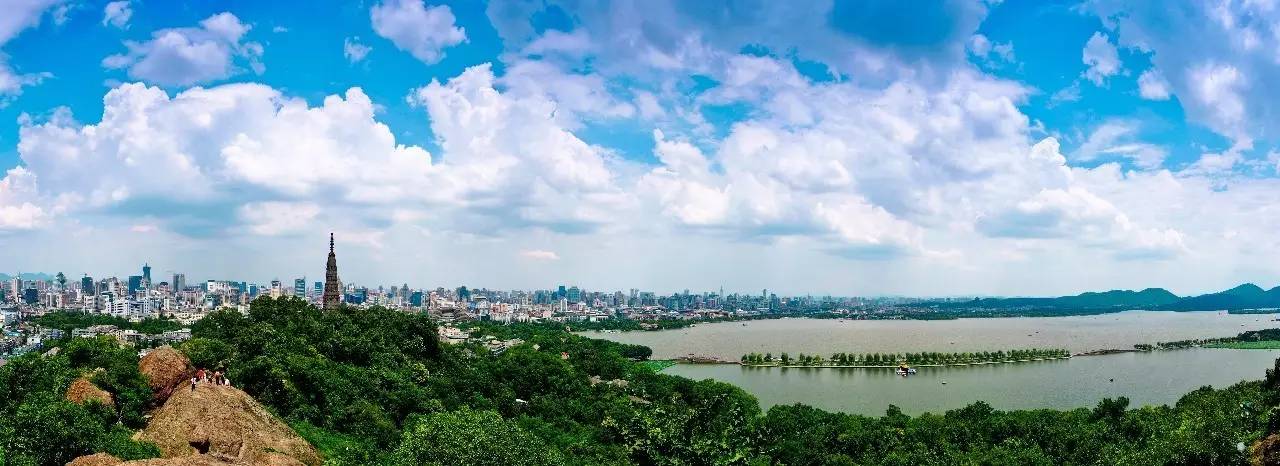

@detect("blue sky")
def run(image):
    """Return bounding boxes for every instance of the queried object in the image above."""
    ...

[0,0,1278,296]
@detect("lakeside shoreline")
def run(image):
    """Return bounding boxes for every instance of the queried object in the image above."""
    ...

[663,345,1280,370]
[733,355,1073,369]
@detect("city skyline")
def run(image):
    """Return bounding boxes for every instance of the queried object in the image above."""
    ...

[6,246,1280,300]
[1,1,1280,296]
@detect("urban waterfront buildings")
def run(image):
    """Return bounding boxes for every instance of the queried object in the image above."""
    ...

[0,234,937,361]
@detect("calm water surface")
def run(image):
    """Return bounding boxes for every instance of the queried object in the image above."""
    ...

[665,349,1279,415]
[586,312,1280,415]
[588,311,1278,358]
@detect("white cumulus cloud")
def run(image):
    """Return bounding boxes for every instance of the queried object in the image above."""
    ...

[1082,32,1121,85]
[1137,68,1170,100]
[102,1,132,29]
[11,82,435,236]
[7,63,635,240]
[0,166,45,230]
[102,12,264,86]
[370,0,465,64]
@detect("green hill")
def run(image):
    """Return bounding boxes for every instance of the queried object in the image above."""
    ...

[953,287,1180,312]
[1161,283,1280,311]
[947,284,1280,313]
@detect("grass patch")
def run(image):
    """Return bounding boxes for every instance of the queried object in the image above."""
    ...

[638,360,676,372]
[1205,340,1280,350]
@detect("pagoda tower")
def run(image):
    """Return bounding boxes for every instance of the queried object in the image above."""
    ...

[322,233,342,310]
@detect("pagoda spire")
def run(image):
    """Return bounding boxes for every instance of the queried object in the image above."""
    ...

[323,233,342,310]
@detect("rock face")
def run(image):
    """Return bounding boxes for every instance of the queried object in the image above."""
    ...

[66,376,114,409]
[1251,433,1280,466]
[139,346,194,402]
[67,452,308,466]
[137,383,321,466]
[67,453,123,466]
[67,453,305,466]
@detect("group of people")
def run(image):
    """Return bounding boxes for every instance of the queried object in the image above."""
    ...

[190,367,231,392]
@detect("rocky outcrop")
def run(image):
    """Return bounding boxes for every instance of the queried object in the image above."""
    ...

[139,346,194,403]
[66,376,114,409]
[66,348,320,466]
[137,383,320,466]
[67,453,123,466]
[67,453,309,466]
[1252,433,1280,466]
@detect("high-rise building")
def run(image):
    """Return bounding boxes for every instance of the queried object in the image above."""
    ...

[323,233,342,310]
[294,278,306,297]
[172,273,186,293]
[81,275,94,296]
[142,263,151,285]
[127,275,143,295]
[567,286,581,303]
[9,276,21,302]
[314,281,322,297]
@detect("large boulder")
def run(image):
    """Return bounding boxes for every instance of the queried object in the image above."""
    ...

[67,453,123,466]
[121,457,244,466]
[137,383,320,466]
[139,346,194,402]
[66,376,114,409]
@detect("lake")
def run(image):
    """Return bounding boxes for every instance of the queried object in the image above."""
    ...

[586,311,1280,415]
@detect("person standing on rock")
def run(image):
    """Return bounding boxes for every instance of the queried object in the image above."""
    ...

[213,370,222,386]
[191,375,198,392]
[196,368,206,383]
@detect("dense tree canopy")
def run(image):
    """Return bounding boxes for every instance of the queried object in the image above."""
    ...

[0,337,160,465]
[390,408,565,466]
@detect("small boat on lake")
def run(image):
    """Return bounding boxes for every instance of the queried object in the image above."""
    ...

[896,364,917,377]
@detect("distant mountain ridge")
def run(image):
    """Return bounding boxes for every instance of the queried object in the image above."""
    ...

[0,272,55,281]
[944,284,1280,313]
[1158,283,1280,311]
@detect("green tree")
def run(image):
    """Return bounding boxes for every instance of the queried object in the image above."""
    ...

[179,337,235,370]
[390,408,564,466]
[0,340,159,466]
